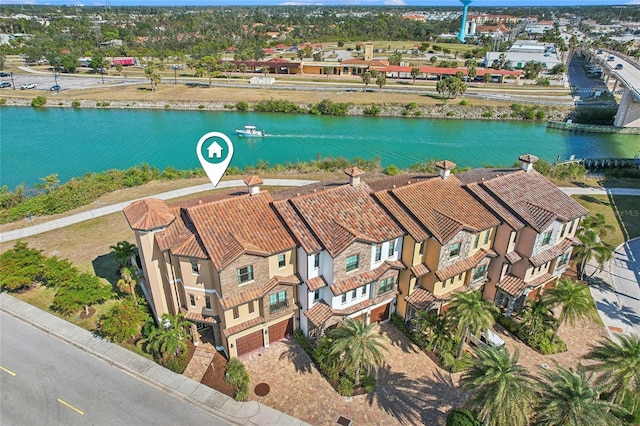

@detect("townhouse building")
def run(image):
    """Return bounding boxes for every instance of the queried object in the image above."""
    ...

[124,155,588,357]
[124,177,300,358]
[458,155,589,315]
[272,168,405,341]
[370,161,501,319]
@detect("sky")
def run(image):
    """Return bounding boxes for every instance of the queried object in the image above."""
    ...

[2,0,639,6]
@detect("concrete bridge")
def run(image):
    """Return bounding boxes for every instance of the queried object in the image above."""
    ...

[591,50,640,128]
[557,156,640,170]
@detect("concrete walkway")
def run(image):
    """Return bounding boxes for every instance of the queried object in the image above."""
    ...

[2,180,638,244]
[588,237,640,339]
[0,179,317,243]
[0,292,309,426]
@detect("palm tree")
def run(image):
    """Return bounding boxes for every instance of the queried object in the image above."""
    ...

[410,66,421,84]
[147,313,193,358]
[581,213,615,239]
[519,298,557,340]
[587,335,640,412]
[361,71,371,91]
[461,345,535,426]
[446,290,499,358]
[574,228,613,280]
[110,240,137,268]
[413,310,452,352]
[329,318,387,386]
[534,363,626,425]
[375,73,386,92]
[543,278,597,343]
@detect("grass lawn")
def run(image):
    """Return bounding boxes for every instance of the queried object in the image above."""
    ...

[572,194,640,247]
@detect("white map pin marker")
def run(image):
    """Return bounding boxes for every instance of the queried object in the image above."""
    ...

[196,131,234,187]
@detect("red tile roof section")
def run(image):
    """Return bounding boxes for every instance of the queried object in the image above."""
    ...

[330,260,404,296]
[435,248,497,282]
[180,308,218,324]
[304,301,334,326]
[307,275,328,291]
[219,274,301,310]
[410,263,430,278]
[272,199,323,254]
[528,237,579,267]
[286,183,404,257]
[223,316,265,337]
[186,191,296,270]
[123,199,175,231]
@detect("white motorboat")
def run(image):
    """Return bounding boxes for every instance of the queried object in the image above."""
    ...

[235,125,265,137]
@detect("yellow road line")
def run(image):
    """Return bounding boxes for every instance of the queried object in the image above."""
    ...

[57,398,84,415]
[0,365,16,376]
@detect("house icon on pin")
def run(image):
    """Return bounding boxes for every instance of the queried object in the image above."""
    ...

[207,141,223,159]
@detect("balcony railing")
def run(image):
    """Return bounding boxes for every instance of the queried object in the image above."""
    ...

[269,299,288,314]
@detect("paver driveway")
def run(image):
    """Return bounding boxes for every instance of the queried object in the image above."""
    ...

[243,322,465,426]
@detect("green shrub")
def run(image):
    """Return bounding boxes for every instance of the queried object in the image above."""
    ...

[536,78,550,86]
[254,98,302,113]
[413,110,422,116]
[360,373,376,393]
[225,357,250,401]
[31,96,47,107]
[481,109,494,118]
[99,297,148,343]
[0,98,6,105]
[459,99,469,106]
[446,111,454,117]
[71,100,81,108]
[535,109,546,120]
[159,351,189,374]
[164,104,170,109]
[337,376,354,396]
[198,104,205,109]
[384,164,400,176]
[0,241,45,291]
[235,101,248,111]
[447,408,481,426]
[309,99,352,115]
[363,105,381,116]
[58,102,63,106]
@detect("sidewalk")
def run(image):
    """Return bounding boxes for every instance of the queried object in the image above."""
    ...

[0,292,309,426]
[0,179,317,243]
[587,237,640,339]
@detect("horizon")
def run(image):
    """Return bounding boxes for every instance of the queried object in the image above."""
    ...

[3,0,639,7]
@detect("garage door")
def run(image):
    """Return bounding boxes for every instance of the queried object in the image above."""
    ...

[370,303,390,323]
[268,318,293,342]
[236,329,264,357]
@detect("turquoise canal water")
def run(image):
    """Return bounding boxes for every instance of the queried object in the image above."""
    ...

[1,106,638,189]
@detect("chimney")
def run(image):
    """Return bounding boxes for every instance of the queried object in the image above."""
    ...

[435,160,457,180]
[519,154,539,173]
[243,175,263,196]
[344,167,365,187]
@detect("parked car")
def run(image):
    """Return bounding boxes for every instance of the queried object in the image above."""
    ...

[0,72,10,77]
[50,85,61,91]
[608,55,615,61]
[20,83,36,90]
[469,329,506,347]
[0,82,11,88]
[615,64,624,70]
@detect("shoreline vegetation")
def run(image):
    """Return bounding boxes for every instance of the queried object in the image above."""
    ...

[0,158,591,225]
[1,95,569,121]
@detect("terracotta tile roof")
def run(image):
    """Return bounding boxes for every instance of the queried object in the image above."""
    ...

[272,199,322,254]
[519,154,539,164]
[465,182,525,230]
[376,176,500,245]
[180,308,217,324]
[337,299,373,316]
[528,237,579,267]
[219,274,300,310]
[283,183,404,257]
[307,275,328,291]
[405,287,437,310]
[304,301,333,326]
[123,199,175,231]
[330,260,404,296]
[372,190,429,242]
[435,160,457,170]
[243,175,263,186]
[505,251,522,264]
[156,207,208,259]
[530,272,553,287]
[456,168,521,186]
[475,170,589,233]
[342,58,390,67]
[435,248,497,282]
[497,272,554,296]
[344,167,365,177]
[223,316,265,337]
[368,174,437,192]
[410,263,430,278]
[186,191,296,270]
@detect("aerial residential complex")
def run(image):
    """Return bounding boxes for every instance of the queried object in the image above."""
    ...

[124,154,588,358]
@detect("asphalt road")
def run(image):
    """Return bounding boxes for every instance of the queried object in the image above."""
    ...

[0,312,231,426]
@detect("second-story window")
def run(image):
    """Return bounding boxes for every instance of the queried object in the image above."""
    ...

[269,290,288,314]
[449,242,461,259]
[314,253,320,269]
[190,259,199,275]
[233,307,239,319]
[388,241,395,257]
[237,266,254,284]
[473,264,488,281]
[346,254,359,272]
[484,230,491,245]
[473,234,480,250]
[542,231,552,246]
[278,254,286,268]
[205,296,211,310]
[361,285,367,296]
[341,293,347,304]
[189,294,196,307]
[313,289,320,301]
[557,252,570,267]
[560,223,567,238]
[379,277,394,294]
[374,244,382,262]
[351,289,357,299]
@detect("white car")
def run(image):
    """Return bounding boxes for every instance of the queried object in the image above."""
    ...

[20,83,36,90]
[470,329,505,347]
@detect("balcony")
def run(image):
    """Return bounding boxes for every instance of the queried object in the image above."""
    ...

[269,299,288,314]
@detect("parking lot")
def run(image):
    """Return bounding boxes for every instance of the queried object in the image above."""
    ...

[0,67,146,92]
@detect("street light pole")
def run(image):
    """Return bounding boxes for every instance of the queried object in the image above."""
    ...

[173,65,178,84]
[10,72,15,90]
